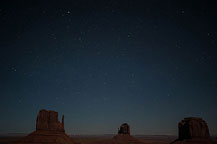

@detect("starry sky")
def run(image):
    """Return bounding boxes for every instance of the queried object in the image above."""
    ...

[0,0,217,135]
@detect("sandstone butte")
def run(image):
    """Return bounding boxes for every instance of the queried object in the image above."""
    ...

[10,110,217,144]
[113,123,144,144]
[12,109,79,144]
[171,117,217,144]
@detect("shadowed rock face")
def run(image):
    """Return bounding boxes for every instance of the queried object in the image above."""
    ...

[178,117,209,140]
[13,109,76,144]
[113,123,144,144]
[171,117,217,144]
[118,123,130,135]
[36,109,65,132]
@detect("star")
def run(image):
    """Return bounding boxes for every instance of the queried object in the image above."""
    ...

[181,10,185,14]
[78,37,82,42]
[11,67,17,72]
[18,99,22,103]
[97,51,101,55]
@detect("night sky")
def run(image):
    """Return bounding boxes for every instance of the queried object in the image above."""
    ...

[0,0,217,135]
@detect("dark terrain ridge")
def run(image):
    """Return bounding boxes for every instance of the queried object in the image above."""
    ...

[1,109,216,144]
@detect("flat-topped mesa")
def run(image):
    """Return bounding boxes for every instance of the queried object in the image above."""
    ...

[36,109,65,132]
[118,123,130,135]
[178,117,210,140]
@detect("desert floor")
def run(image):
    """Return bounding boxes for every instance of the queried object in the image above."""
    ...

[0,135,177,144]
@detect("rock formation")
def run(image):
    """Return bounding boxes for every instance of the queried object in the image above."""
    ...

[113,123,143,144]
[171,117,217,144]
[36,109,65,132]
[12,109,78,144]
[118,123,130,135]
[178,117,209,140]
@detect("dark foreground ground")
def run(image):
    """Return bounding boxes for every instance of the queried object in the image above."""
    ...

[0,135,175,144]
[0,135,216,144]
[72,135,177,144]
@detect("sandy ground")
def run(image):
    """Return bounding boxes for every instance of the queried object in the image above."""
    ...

[0,135,177,144]
[73,136,176,144]
[1,135,217,144]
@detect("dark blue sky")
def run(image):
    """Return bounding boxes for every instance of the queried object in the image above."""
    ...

[0,0,217,135]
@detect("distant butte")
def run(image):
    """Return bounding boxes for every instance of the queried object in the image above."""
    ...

[113,123,143,144]
[12,109,78,144]
[118,123,130,135]
[171,117,217,144]
[36,109,65,132]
